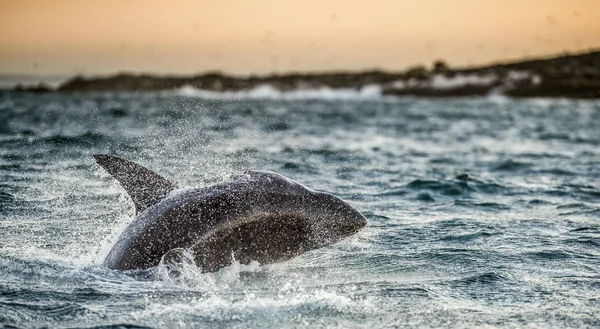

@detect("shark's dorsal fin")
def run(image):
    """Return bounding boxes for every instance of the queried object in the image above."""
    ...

[93,154,176,214]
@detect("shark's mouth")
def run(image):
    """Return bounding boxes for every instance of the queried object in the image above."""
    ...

[187,214,316,273]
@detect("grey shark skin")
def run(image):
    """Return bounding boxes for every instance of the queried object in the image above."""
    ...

[94,154,366,272]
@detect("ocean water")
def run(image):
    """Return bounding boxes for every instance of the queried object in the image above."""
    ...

[1,90,599,328]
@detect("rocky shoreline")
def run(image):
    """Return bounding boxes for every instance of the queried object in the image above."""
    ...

[13,50,600,98]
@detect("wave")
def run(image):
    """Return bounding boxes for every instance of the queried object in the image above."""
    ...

[393,73,499,90]
[173,84,384,100]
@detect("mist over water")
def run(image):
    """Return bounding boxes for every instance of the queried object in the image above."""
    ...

[1,91,599,328]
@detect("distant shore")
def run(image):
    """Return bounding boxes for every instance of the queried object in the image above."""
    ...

[11,50,600,99]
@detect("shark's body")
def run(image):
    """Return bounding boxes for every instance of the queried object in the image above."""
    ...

[94,155,366,272]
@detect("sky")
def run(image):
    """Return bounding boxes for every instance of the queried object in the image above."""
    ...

[1,0,599,76]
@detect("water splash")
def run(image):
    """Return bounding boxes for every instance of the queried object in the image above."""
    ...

[174,84,383,101]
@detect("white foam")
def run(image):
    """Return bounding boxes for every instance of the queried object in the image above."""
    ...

[176,70,545,99]
[154,250,263,291]
[506,70,531,81]
[391,71,543,92]
[133,286,374,324]
[174,84,383,101]
[392,74,497,90]
[430,73,497,89]
[487,88,511,103]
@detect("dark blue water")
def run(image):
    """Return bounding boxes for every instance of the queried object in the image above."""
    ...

[1,91,599,328]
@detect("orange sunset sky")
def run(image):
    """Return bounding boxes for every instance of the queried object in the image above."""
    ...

[1,0,599,76]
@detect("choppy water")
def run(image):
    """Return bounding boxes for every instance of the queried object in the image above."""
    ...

[1,90,599,328]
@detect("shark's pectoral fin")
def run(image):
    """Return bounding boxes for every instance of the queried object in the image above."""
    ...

[93,154,176,214]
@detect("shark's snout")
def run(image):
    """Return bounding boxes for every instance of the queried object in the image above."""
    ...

[313,192,366,240]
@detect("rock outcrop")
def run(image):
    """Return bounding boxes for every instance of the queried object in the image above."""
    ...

[15,50,600,99]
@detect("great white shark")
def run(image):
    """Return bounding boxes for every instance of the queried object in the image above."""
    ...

[93,154,367,272]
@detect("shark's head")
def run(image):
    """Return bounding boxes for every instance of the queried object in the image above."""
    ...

[244,170,367,242]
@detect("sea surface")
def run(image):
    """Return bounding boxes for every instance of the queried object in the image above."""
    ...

[1,89,599,328]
